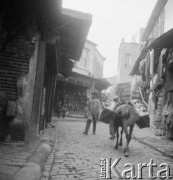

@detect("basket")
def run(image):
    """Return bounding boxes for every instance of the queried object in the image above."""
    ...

[135,114,150,129]
[99,108,114,124]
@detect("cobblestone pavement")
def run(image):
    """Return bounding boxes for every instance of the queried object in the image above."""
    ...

[0,123,55,180]
[41,117,173,180]
[0,140,40,179]
[133,127,173,158]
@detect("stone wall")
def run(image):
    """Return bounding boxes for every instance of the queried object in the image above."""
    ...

[0,8,38,139]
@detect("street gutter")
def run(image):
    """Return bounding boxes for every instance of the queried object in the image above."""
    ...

[133,136,173,159]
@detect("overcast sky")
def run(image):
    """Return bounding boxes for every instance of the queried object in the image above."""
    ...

[63,0,157,78]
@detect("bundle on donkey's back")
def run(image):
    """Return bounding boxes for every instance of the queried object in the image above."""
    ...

[99,101,139,157]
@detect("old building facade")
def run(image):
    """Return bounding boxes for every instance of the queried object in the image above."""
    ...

[73,40,105,79]
[116,39,140,101]
[117,39,141,84]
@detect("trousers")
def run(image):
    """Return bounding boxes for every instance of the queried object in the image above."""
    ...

[84,116,97,134]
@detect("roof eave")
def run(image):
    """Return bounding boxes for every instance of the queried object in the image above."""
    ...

[142,0,168,42]
[48,8,92,62]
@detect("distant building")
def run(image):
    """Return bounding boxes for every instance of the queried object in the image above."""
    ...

[117,39,141,84]
[73,39,105,78]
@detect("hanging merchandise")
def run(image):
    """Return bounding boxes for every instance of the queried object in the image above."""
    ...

[163,93,173,138]
[161,48,173,138]
[162,49,173,93]
[139,59,146,81]
[163,48,173,72]
[153,49,161,74]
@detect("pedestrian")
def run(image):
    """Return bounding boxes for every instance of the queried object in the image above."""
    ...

[62,103,67,119]
[83,92,100,135]
[109,96,119,140]
[56,101,61,118]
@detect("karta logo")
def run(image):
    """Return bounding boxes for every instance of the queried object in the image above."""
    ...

[100,158,172,179]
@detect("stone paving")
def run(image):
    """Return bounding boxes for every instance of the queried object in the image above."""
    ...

[0,121,56,180]
[41,117,173,180]
[133,126,173,158]
[0,139,39,179]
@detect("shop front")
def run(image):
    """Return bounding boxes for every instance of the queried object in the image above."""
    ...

[130,28,173,138]
[54,72,111,117]
[148,28,173,138]
[54,72,92,117]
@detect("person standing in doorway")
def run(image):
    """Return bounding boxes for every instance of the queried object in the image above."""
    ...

[62,102,67,119]
[83,92,100,135]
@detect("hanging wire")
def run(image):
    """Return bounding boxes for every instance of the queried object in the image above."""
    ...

[54,19,74,32]
[92,20,146,24]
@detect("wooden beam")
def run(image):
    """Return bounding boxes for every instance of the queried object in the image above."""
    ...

[31,41,46,132]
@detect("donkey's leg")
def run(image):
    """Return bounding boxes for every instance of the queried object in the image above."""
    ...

[119,128,123,146]
[124,125,134,157]
[123,123,130,157]
[128,125,134,144]
[114,127,119,149]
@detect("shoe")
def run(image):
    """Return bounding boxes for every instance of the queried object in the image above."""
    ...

[93,132,96,135]
[83,131,88,135]
[109,135,115,140]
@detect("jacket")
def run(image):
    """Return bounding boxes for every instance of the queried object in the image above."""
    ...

[87,98,100,120]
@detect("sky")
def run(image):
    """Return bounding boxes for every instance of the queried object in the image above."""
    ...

[62,0,157,78]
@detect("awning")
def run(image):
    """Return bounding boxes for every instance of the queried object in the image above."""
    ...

[49,8,92,62]
[148,28,173,49]
[95,78,111,90]
[57,71,93,88]
[129,46,148,76]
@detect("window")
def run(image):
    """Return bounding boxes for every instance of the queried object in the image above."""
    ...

[94,58,102,78]
[124,53,131,67]
[80,48,89,68]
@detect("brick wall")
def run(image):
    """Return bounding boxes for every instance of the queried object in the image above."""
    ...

[0,52,30,101]
[0,24,36,138]
[0,12,36,104]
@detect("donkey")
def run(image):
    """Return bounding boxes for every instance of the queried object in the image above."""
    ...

[113,103,139,157]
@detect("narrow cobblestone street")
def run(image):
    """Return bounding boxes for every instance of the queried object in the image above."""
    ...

[41,117,173,180]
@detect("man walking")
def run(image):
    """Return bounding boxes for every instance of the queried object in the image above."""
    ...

[83,92,100,135]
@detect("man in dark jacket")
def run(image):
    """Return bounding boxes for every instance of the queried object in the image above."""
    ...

[83,92,100,135]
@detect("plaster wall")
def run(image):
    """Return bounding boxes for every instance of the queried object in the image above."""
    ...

[164,0,173,33]
[118,42,140,84]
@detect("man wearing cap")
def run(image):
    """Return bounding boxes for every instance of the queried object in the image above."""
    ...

[83,92,100,135]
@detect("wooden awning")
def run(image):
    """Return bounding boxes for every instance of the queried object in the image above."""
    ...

[148,28,173,49]
[49,8,92,62]
[95,78,111,90]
